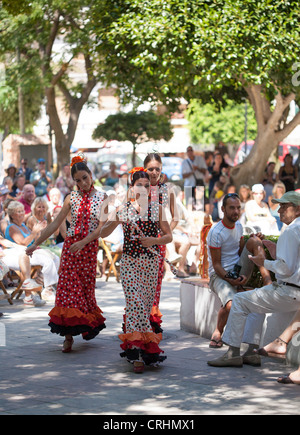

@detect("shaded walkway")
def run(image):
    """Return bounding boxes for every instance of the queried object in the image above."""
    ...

[0,279,299,415]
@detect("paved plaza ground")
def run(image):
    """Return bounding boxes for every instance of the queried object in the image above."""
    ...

[0,278,299,415]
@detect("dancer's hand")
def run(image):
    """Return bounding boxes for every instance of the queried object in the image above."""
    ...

[140,237,156,248]
[70,240,85,254]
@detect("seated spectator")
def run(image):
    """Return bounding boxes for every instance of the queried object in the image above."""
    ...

[5,201,46,247]
[204,151,214,170]
[207,193,270,353]
[277,365,300,385]
[45,187,63,214]
[18,184,36,221]
[3,164,17,185]
[3,176,15,199]
[114,182,127,207]
[279,153,298,192]
[0,235,44,306]
[238,184,251,212]
[0,198,14,235]
[238,184,252,228]
[165,186,197,278]
[4,201,59,301]
[244,184,278,235]
[208,152,229,196]
[0,185,9,219]
[30,158,53,197]
[55,163,75,197]
[262,162,278,202]
[256,308,300,359]
[18,158,33,182]
[209,181,224,222]
[268,181,286,232]
[27,197,52,234]
[215,141,229,159]
[217,184,236,221]
[208,191,300,368]
[99,163,120,188]
[99,191,123,277]
[11,173,26,199]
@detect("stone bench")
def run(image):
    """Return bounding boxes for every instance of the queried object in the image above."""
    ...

[180,278,300,366]
[287,331,300,366]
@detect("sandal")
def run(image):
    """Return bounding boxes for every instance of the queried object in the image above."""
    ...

[133,361,145,374]
[62,337,74,353]
[176,272,190,279]
[256,337,287,358]
[209,339,223,349]
[277,374,300,385]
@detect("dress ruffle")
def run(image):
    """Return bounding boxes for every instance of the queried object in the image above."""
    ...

[150,306,163,334]
[49,306,106,340]
[119,331,166,365]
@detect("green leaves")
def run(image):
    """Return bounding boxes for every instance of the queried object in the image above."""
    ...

[97,0,300,107]
[186,99,257,146]
[92,110,173,145]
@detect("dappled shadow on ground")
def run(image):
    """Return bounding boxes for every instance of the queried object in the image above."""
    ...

[1,279,300,415]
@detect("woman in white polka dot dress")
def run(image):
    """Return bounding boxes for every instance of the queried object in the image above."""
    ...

[100,168,172,373]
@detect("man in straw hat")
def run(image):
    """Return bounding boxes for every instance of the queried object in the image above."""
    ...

[208,191,300,368]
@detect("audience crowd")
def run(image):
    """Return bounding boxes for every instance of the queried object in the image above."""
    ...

[0,150,299,303]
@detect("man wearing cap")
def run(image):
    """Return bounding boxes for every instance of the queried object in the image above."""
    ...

[30,159,53,197]
[208,191,300,368]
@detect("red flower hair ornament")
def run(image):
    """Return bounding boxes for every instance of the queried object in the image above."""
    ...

[128,167,147,181]
[70,152,87,168]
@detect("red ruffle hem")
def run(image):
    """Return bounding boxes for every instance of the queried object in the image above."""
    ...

[150,306,163,334]
[49,306,106,340]
[119,331,167,365]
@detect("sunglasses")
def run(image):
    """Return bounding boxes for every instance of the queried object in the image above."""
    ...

[223,193,239,200]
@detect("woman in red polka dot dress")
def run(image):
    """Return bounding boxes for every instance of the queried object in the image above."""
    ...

[100,169,172,373]
[26,155,108,353]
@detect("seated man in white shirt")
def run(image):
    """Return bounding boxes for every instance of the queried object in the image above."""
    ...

[208,191,300,368]
[207,193,271,365]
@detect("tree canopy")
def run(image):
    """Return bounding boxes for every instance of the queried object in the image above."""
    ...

[1,0,300,185]
[186,99,257,147]
[94,0,300,185]
[93,110,173,165]
[0,0,112,168]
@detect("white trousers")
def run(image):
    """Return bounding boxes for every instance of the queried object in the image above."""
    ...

[222,282,300,348]
[3,247,59,288]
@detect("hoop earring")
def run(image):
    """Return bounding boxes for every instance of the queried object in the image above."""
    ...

[128,187,136,203]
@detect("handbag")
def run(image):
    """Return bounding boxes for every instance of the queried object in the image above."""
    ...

[0,258,9,281]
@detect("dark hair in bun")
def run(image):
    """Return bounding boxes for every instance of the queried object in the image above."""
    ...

[131,170,150,186]
[71,161,91,179]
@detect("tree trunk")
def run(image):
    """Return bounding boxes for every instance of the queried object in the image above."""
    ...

[132,143,137,168]
[17,48,25,134]
[56,141,72,171]
[231,84,300,188]
[230,131,279,188]
[40,18,97,175]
